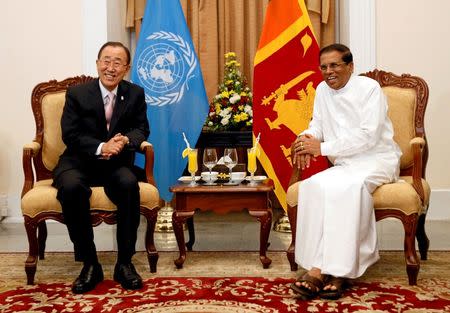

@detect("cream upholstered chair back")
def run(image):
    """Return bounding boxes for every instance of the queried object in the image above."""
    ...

[40,91,67,171]
[28,76,96,181]
[362,70,429,177]
[384,86,420,171]
[385,86,416,169]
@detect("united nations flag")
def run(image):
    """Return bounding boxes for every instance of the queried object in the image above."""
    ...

[131,0,209,201]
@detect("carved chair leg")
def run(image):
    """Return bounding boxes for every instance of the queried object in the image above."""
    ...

[24,218,39,285]
[142,207,159,273]
[38,221,48,260]
[415,213,429,260]
[286,205,298,271]
[402,213,420,285]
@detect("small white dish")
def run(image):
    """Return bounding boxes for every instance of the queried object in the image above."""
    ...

[201,171,219,183]
[230,172,246,184]
[245,175,267,183]
[178,176,201,183]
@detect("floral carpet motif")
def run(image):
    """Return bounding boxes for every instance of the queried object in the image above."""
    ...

[1,276,449,312]
[1,251,450,312]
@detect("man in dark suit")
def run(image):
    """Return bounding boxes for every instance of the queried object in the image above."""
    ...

[53,41,150,294]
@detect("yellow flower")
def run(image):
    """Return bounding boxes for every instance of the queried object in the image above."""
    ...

[233,112,249,123]
[205,51,253,131]
[225,52,236,58]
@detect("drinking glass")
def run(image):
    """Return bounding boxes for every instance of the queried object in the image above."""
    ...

[203,148,218,185]
[247,148,257,185]
[187,148,198,186]
[223,148,238,185]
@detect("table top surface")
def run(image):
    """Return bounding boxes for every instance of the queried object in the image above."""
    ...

[170,179,274,193]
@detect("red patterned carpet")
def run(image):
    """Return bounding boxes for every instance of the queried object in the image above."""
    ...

[1,251,450,312]
[1,276,450,312]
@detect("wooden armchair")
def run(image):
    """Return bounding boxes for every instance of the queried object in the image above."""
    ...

[286,69,430,285]
[21,76,160,284]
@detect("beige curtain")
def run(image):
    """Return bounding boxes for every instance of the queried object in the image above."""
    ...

[126,0,335,101]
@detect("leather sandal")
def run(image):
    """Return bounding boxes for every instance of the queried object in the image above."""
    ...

[290,273,326,300]
[319,276,348,300]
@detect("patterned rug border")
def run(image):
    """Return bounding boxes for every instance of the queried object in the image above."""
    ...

[1,276,450,313]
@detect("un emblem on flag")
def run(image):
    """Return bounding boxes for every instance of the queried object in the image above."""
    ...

[135,31,198,106]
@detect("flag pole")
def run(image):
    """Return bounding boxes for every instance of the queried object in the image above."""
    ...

[273,213,291,232]
[155,201,174,232]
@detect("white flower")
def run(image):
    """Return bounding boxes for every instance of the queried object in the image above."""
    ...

[219,108,231,117]
[221,117,230,125]
[208,121,213,126]
[244,104,252,113]
[229,93,241,104]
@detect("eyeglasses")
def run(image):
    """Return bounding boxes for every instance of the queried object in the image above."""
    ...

[98,58,127,69]
[319,62,347,72]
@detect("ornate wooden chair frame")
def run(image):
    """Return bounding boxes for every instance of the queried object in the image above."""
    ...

[286,69,430,285]
[21,76,160,284]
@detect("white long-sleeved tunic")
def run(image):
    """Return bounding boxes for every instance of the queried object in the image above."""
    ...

[295,75,401,278]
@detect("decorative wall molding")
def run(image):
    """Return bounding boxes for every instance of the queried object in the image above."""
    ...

[428,189,450,220]
[82,0,107,76]
[340,0,376,75]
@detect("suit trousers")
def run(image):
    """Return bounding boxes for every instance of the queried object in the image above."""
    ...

[54,158,140,264]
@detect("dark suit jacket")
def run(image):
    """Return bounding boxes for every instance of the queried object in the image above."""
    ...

[53,79,150,179]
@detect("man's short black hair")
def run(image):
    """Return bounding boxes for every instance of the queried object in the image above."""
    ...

[97,41,131,65]
[319,43,353,64]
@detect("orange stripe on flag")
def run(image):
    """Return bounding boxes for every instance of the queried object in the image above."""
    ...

[257,0,303,49]
[252,0,323,211]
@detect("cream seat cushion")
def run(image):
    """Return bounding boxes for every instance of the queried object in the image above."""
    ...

[286,176,430,215]
[21,179,159,218]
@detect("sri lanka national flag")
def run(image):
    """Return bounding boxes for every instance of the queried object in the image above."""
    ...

[131,0,209,201]
[253,0,328,210]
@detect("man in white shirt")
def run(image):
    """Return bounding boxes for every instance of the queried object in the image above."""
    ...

[290,44,401,300]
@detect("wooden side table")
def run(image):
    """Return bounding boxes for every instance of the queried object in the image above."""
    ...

[169,180,274,269]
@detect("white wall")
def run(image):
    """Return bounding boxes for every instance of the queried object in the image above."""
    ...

[0,1,84,218]
[0,0,127,220]
[0,0,449,220]
[376,0,450,219]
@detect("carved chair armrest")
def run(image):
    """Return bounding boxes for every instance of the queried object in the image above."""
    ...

[410,137,426,202]
[22,142,41,197]
[139,141,156,186]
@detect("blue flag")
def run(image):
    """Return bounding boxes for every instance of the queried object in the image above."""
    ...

[131,0,209,201]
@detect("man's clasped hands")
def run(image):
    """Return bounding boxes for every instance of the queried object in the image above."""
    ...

[293,134,322,170]
[101,133,130,159]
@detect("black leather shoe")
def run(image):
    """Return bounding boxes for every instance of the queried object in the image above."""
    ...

[113,263,143,290]
[72,263,104,294]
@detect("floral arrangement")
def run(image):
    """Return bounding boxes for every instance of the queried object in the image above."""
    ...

[204,52,253,131]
